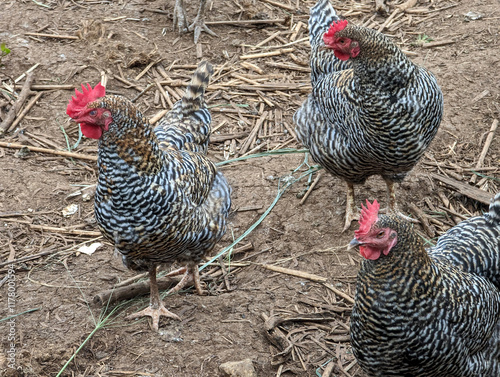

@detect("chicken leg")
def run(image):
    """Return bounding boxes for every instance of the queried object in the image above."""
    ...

[188,0,217,44]
[173,0,189,34]
[343,181,360,232]
[173,0,217,44]
[383,177,419,223]
[126,266,180,331]
[164,262,205,295]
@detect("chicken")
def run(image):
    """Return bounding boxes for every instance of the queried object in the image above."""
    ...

[173,0,216,44]
[66,61,231,331]
[294,0,443,231]
[349,197,500,376]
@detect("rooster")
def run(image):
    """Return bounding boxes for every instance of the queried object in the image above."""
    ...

[173,0,216,43]
[66,61,231,331]
[349,197,500,376]
[294,0,443,231]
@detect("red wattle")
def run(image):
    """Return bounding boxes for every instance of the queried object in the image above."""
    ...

[359,246,382,260]
[80,123,103,139]
[334,50,350,61]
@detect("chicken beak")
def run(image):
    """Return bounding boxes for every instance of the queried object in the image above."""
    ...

[348,238,361,250]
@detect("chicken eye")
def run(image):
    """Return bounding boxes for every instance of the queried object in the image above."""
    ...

[89,110,97,116]
[376,231,385,239]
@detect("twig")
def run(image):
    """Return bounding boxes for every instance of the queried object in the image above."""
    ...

[8,91,45,132]
[378,8,400,32]
[421,40,455,48]
[259,0,295,11]
[205,18,288,26]
[25,32,79,40]
[300,171,322,205]
[470,119,498,184]
[408,202,435,238]
[397,0,418,11]
[260,264,327,283]
[149,109,169,124]
[29,224,101,236]
[113,272,149,288]
[0,141,97,161]
[0,72,35,134]
[471,89,490,104]
[239,111,268,155]
[240,48,294,60]
[432,173,492,205]
[94,275,180,306]
[0,248,57,268]
[15,84,78,91]
[323,283,355,305]
[135,58,163,81]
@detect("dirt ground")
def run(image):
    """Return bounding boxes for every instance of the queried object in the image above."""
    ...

[0,0,499,376]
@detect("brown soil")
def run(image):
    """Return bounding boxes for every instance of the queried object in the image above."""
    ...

[0,0,499,376]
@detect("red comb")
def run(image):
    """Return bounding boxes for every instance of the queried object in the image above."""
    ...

[355,200,380,236]
[66,83,106,118]
[323,19,348,45]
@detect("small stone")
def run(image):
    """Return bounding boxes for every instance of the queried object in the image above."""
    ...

[219,359,257,377]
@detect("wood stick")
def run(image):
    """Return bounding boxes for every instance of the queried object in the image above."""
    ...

[323,283,355,305]
[114,272,149,288]
[149,109,169,124]
[397,0,418,11]
[155,79,174,108]
[94,276,180,306]
[239,111,268,155]
[238,83,311,92]
[210,131,249,143]
[261,264,327,283]
[0,141,97,161]
[300,171,322,205]
[471,89,490,104]
[0,72,35,134]
[470,119,498,184]
[259,0,295,11]
[408,202,435,238]
[29,224,101,236]
[205,19,288,26]
[15,84,76,91]
[0,248,57,268]
[378,8,400,32]
[421,40,455,48]
[240,48,294,60]
[8,91,44,132]
[25,32,79,40]
[255,31,281,48]
[14,63,40,83]
[240,61,264,74]
[431,173,492,205]
[135,58,163,81]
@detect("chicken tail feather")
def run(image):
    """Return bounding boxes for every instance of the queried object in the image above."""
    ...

[182,61,213,114]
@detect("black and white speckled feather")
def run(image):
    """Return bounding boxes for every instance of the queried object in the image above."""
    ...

[91,61,231,271]
[294,0,443,185]
[429,193,500,288]
[351,195,500,376]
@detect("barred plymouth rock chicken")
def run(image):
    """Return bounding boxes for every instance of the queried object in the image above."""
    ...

[67,61,231,331]
[294,0,443,231]
[349,196,500,376]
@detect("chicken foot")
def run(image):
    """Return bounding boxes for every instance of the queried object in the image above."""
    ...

[189,0,217,44]
[343,182,360,232]
[165,263,205,295]
[126,266,180,331]
[383,178,419,223]
[173,0,189,34]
